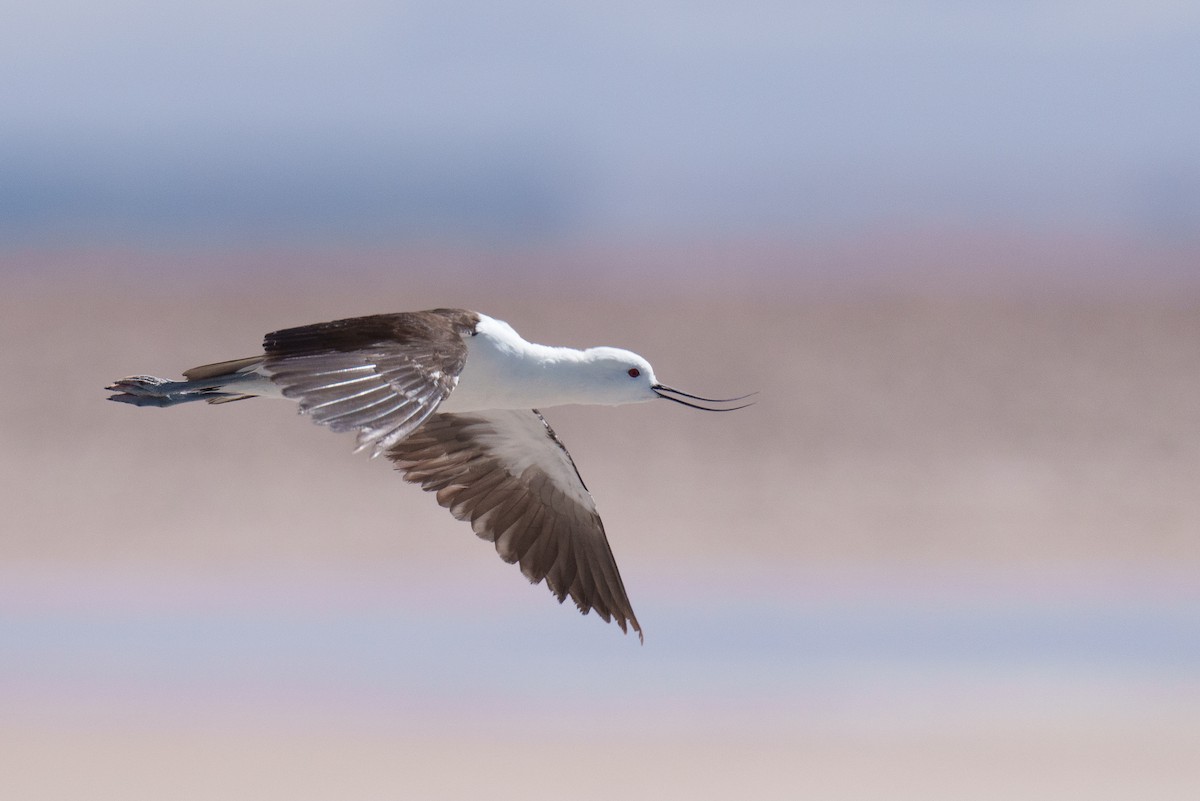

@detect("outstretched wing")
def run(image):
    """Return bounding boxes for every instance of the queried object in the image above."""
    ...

[386,410,642,641]
[262,310,478,456]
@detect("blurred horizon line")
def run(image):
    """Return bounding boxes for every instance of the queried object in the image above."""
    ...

[5,226,1198,299]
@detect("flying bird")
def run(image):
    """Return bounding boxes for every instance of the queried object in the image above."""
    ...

[107,310,752,641]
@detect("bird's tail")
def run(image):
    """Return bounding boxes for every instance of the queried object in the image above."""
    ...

[106,356,266,408]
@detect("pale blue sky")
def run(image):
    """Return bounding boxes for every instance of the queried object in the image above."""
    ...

[3,1,1198,244]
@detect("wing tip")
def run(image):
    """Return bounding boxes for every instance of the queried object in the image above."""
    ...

[617,614,645,644]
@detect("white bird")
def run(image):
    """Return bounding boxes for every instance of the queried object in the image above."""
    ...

[107,310,752,641]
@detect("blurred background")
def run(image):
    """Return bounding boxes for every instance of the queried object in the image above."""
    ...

[2,2,1198,799]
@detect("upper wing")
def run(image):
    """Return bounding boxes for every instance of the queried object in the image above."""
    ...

[262,311,476,456]
[386,410,642,641]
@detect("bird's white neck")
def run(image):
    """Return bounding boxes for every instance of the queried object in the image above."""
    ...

[438,315,633,413]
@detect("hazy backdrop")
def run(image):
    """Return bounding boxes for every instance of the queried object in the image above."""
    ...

[2,4,1198,800]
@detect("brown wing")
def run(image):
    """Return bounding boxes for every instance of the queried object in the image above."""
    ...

[262,310,478,456]
[386,410,642,641]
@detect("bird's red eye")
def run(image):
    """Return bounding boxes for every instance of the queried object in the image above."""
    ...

[627,368,640,378]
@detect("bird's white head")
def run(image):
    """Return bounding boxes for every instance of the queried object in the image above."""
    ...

[582,347,757,411]
[583,347,661,405]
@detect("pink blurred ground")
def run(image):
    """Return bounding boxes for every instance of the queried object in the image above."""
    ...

[1,239,1198,799]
